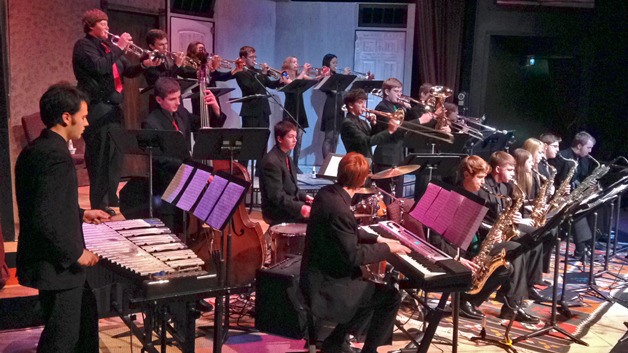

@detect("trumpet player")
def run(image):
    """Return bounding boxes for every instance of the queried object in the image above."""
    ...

[280,57,315,173]
[233,46,286,173]
[72,9,159,216]
[143,29,197,87]
[340,89,398,159]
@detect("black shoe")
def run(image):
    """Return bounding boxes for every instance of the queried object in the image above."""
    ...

[500,307,540,324]
[101,207,117,217]
[528,287,551,302]
[321,339,360,353]
[196,299,213,312]
[459,301,485,320]
[534,279,552,286]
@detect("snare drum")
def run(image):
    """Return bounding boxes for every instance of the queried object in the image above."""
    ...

[269,223,307,264]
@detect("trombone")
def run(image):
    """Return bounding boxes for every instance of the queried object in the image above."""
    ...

[342,104,454,144]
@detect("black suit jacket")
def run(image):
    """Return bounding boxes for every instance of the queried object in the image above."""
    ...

[73,35,143,124]
[142,106,198,191]
[341,113,393,158]
[372,100,406,166]
[260,145,307,225]
[234,68,281,120]
[15,129,86,290]
[558,148,595,188]
[300,184,389,323]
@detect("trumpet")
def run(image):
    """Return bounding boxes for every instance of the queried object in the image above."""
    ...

[252,61,283,79]
[344,67,374,80]
[302,66,330,76]
[209,55,239,70]
[161,51,200,69]
[105,31,154,59]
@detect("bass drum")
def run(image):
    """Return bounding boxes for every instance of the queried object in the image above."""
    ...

[269,223,307,265]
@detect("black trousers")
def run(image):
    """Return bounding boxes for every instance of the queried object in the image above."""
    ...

[324,283,400,353]
[84,108,123,210]
[38,282,99,353]
[240,115,270,172]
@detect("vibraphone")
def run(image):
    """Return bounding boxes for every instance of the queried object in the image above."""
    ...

[83,219,219,353]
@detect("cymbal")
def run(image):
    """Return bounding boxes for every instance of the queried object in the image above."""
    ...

[354,187,378,194]
[370,164,421,180]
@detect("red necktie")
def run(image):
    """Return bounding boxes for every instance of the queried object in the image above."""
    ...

[171,114,180,132]
[285,156,291,171]
[101,42,123,93]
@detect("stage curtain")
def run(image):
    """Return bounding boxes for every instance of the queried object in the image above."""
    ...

[415,0,466,94]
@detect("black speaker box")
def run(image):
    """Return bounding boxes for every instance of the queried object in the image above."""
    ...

[255,256,303,339]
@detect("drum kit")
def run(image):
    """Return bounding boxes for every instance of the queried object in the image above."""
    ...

[353,164,420,221]
[267,164,420,265]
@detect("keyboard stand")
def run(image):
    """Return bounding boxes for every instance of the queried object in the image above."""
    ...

[394,290,457,353]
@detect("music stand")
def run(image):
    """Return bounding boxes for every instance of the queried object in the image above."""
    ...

[315,74,357,143]
[510,200,588,346]
[404,153,465,200]
[227,93,271,104]
[279,79,319,132]
[186,87,235,101]
[193,128,269,170]
[351,80,384,107]
[470,131,516,160]
[110,129,188,218]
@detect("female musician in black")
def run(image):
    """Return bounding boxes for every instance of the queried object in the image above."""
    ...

[319,53,350,160]
[281,56,314,173]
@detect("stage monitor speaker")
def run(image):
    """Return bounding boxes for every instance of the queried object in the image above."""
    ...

[255,256,303,339]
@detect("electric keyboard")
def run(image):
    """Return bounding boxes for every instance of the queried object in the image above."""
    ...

[364,220,472,292]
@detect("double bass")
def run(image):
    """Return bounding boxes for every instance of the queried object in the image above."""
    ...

[188,160,265,286]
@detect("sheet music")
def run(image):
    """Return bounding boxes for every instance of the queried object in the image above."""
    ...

[443,194,488,250]
[162,164,195,203]
[432,191,466,234]
[410,183,442,224]
[175,168,212,211]
[324,155,342,177]
[192,176,229,222]
[206,182,246,229]
[422,188,450,229]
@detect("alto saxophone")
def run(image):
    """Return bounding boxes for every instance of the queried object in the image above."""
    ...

[467,186,516,295]
[503,181,525,242]
[530,163,557,227]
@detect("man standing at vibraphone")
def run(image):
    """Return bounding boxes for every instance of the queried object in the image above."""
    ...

[15,83,110,353]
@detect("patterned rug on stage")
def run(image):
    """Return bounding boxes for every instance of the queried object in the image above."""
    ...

[431,243,628,353]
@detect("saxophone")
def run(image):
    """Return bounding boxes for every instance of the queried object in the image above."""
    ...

[503,181,525,242]
[547,154,577,214]
[467,186,516,295]
[564,160,610,206]
[530,164,557,227]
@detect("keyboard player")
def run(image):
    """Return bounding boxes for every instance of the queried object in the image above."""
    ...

[300,152,410,353]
